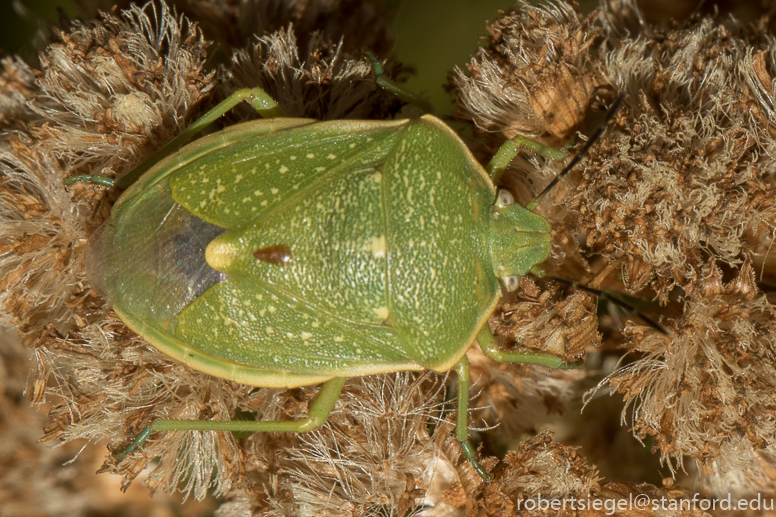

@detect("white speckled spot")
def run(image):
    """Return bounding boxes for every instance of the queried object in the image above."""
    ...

[301,332,312,340]
[374,306,389,320]
[279,165,289,174]
[370,236,386,258]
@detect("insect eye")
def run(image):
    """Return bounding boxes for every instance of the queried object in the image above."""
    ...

[504,275,520,292]
[496,189,514,207]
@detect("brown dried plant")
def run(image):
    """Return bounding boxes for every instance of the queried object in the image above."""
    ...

[453,0,776,504]
[3,0,776,516]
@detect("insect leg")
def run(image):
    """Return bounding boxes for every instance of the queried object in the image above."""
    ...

[486,136,568,184]
[367,51,435,114]
[530,266,668,335]
[66,87,284,188]
[114,376,347,459]
[525,94,624,210]
[454,356,491,481]
[113,88,284,189]
[476,325,581,370]
[485,95,625,207]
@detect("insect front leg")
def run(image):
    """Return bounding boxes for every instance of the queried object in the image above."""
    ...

[455,345,572,482]
[475,325,580,370]
[486,135,568,184]
[114,376,347,459]
[455,328,580,483]
[488,94,625,208]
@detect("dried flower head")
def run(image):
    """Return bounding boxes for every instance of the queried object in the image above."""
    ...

[169,0,396,58]
[451,0,776,498]
[7,0,776,514]
[699,437,776,500]
[32,3,213,180]
[227,28,406,120]
[0,57,36,129]
[591,259,776,476]
[264,374,469,517]
[570,19,776,302]
[453,0,613,145]
[0,1,214,336]
[498,429,600,498]
[490,278,598,364]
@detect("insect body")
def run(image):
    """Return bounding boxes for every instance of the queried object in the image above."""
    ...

[79,85,614,479]
[104,114,551,381]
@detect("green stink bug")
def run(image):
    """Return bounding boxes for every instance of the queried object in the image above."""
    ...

[73,75,622,480]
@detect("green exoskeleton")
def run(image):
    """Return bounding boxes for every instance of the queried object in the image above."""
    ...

[69,60,624,481]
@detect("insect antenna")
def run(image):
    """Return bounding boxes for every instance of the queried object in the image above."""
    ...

[526,93,625,211]
[536,272,668,335]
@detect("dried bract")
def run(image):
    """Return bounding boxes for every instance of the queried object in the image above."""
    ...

[490,278,598,364]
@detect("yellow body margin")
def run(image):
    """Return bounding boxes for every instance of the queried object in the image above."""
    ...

[114,306,425,389]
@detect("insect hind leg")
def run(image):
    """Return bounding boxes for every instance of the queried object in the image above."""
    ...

[114,376,347,459]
